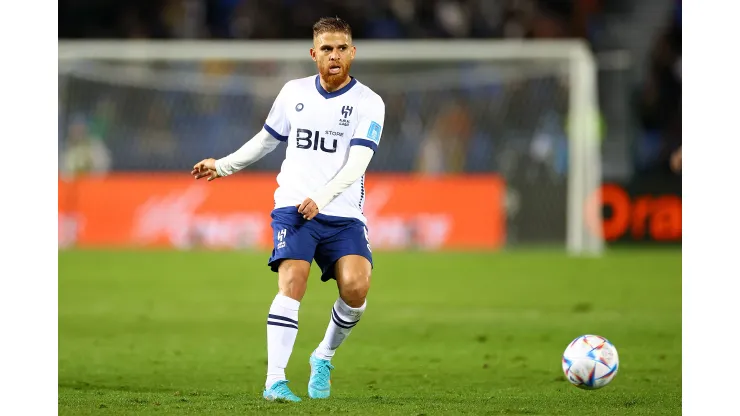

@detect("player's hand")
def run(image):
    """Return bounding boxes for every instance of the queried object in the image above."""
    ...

[296,198,319,220]
[670,146,681,173]
[191,158,220,181]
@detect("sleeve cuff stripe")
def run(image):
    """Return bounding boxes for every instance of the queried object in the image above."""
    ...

[350,138,378,152]
[264,124,288,142]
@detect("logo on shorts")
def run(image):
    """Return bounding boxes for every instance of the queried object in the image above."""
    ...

[295,103,304,112]
[277,229,287,249]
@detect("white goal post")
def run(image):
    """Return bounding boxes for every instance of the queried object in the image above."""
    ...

[58,39,604,256]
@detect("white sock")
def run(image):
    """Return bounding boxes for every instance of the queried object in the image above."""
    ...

[265,294,300,389]
[314,298,366,361]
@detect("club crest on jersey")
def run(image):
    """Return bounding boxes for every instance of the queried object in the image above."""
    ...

[339,105,353,126]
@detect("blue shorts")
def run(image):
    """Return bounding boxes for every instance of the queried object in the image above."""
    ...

[267,206,373,282]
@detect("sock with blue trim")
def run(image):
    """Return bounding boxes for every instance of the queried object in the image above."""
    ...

[314,297,366,360]
[266,294,300,389]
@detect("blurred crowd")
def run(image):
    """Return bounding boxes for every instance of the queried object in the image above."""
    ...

[60,0,604,42]
[634,2,681,175]
[59,0,681,178]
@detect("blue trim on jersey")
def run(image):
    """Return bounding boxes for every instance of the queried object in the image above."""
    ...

[264,124,288,142]
[315,75,358,99]
[350,138,378,152]
[359,174,365,210]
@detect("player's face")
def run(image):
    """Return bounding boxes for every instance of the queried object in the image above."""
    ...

[311,32,355,88]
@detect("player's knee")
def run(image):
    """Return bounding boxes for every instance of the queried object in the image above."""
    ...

[339,270,371,307]
[279,277,308,301]
[278,260,310,300]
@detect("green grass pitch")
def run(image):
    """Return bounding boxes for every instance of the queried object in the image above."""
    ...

[59,248,681,415]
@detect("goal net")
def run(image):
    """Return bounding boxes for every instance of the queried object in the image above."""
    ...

[58,40,603,255]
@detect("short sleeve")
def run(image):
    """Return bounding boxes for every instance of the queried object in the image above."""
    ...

[263,82,291,142]
[350,93,385,152]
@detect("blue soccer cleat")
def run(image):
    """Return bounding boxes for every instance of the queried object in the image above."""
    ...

[263,380,301,402]
[308,352,335,399]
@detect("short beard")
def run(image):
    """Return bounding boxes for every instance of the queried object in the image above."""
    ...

[319,64,351,90]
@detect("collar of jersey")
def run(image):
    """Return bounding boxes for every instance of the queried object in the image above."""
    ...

[314,75,357,99]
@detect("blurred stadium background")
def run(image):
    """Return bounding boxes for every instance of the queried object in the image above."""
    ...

[58,0,682,414]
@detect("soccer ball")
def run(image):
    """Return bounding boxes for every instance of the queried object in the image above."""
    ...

[561,334,619,390]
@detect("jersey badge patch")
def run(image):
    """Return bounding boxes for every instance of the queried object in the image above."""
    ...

[366,121,382,144]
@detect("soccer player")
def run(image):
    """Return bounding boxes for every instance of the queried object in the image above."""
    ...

[190,17,384,402]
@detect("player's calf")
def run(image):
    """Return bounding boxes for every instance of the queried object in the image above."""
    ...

[309,258,370,398]
[308,296,366,399]
[264,260,311,394]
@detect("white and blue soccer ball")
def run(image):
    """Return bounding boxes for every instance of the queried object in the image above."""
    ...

[562,334,619,390]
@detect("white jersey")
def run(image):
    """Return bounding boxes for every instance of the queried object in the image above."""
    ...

[264,75,385,224]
